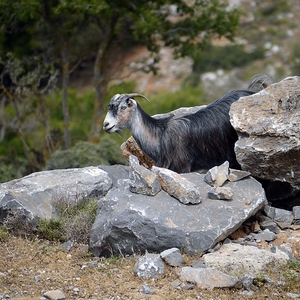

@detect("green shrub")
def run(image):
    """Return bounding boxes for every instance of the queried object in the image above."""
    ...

[0,162,26,183]
[0,225,9,242]
[37,194,98,243]
[290,43,300,76]
[46,135,127,170]
[39,218,64,241]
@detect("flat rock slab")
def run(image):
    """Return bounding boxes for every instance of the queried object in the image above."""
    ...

[90,173,266,256]
[180,267,239,289]
[0,167,112,220]
[203,243,291,275]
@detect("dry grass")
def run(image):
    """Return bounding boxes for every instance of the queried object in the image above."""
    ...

[0,233,299,300]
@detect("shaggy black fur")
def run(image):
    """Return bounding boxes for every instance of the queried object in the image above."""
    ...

[134,90,254,172]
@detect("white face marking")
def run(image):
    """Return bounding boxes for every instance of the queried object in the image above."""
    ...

[103,111,118,133]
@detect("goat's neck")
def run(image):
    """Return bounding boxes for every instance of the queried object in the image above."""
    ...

[128,109,163,161]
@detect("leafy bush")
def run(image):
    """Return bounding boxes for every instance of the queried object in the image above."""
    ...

[39,218,64,241]
[0,162,26,183]
[2,192,99,243]
[46,135,127,170]
[0,225,9,242]
[290,43,300,76]
[38,194,98,243]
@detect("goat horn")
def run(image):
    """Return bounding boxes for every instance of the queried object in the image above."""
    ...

[126,93,150,102]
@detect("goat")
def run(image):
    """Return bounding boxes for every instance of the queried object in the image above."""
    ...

[103,76,270,173]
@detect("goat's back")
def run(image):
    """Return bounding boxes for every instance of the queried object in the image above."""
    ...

[160,90,254,172]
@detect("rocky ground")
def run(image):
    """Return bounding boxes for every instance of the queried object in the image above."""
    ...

[0,227,299,300]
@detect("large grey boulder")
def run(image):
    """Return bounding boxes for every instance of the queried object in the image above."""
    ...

[230,76,300,190]
[90,172,266,256]
[0,166,113,221]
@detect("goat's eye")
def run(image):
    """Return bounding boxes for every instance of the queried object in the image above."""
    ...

[121,106,127,110]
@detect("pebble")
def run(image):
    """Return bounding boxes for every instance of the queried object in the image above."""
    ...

[43,289,66,300]
[286,292,300,299]
[182,284,195,290]
[170,281,181,288]
[140,284,154,295]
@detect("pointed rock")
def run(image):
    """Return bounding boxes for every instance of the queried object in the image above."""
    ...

[204,161,229,187]
[160,248,184,267]
[152,166,201,204]
[129,155,161,196]
[228,169,251,182]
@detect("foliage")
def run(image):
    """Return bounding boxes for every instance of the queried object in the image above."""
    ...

[38,194,98,243]
[3,210,40,237]
[0,53,58,174]
[0,0,242,145]
[46,136,127,170]
[0,225,9,242]
[38,218,64,241]
[0,161,26,183]
[290,43,300,76]
[279,261,300,292]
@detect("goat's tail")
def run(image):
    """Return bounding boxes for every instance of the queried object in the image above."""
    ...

[248,74,274,92]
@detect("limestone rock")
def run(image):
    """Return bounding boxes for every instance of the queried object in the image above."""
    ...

[0,166,112,221]
[152,166,201,204]
[228,169,251,182]
[129,155,161,196]
[98,164,129,187]
[160,248,184,267]
[90,172,266,256]
[251,229,277,242]
[43,290,66,300]
[204,161,229,187]
[293,206,300,221]
[180,267,239,289]
[264,205,294,229]
[230,76,300,190]
[134,253,165,280]
[121,136,155,170]
[259,219,280,234]
[208,186,233,200]
[203,243,291,275]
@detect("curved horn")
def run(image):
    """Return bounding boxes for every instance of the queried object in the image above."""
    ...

[126,93,150,102]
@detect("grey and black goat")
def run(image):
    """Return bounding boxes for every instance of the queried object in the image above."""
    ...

[103,74,272,173]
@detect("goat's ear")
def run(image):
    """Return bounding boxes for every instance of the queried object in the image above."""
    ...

[127,98,134,107]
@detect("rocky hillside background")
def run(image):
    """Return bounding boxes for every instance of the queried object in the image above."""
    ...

[99,0,300,100]
[1,0,300,183]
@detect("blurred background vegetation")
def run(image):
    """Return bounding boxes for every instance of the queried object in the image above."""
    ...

[0,0,299,182]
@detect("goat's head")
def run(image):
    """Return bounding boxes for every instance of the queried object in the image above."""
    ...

[103,93,149,134]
